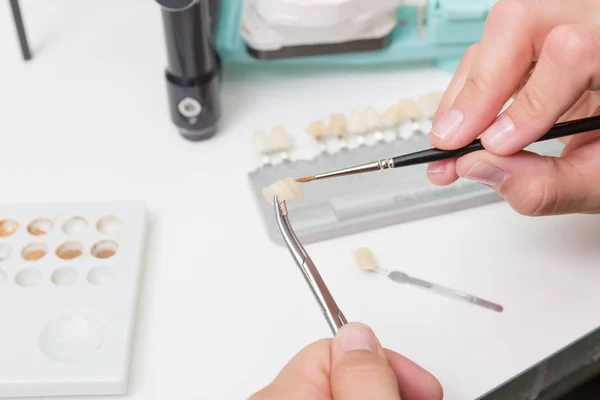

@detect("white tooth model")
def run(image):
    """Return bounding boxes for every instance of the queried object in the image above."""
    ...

[252,126,293,164]
[380,104,404,140]
[252,129,272,164]
[241,0,403,55]
[348,110,367,146]
[270,125,292,162]
[306,120,330,154]
[417,91,443,120]
[262,177,304,203]
[362,106,384,142]
[328,113,348,150]
[396,99,420,138]
[416,91,443,134]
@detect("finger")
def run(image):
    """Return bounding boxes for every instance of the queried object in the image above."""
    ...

[384,350,444,400]
[557,91,600,145]
[558,91,600,124]
[432,43,479,125]
[331,323,400,400]
[454,149,600,216]
[562,105,600,154]
[427,159,458,186]
[430,0,540,149]
[481,24,600,156]
[250,339,331,400]
[428,44,479,185]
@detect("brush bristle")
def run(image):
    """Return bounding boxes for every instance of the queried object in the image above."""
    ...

[353,248,377,271]
[295,176,315,183]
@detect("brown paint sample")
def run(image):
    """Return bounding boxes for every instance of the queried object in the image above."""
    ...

[95,248,116,259]
[91,240,118,259]
[23,249,46,261]
[0,220,18,237]
[21,244,48,261]
[56,242,84,260]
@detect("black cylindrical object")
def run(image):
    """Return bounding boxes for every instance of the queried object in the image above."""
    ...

[157,0,221,141]
[10,0,32,61]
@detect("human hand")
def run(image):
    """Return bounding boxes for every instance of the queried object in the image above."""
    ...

[250,322,443,400]
[428,0,600,216]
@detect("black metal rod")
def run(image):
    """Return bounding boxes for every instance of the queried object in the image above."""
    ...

[9,0,32,61]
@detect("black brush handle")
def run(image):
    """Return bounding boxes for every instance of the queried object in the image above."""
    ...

[392,115,600,168]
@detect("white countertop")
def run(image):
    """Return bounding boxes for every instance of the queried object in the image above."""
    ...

[2,1,600,399]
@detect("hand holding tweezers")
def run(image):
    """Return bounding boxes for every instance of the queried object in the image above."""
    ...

[274,195,347,335]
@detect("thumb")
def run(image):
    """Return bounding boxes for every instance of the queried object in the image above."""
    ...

[331,323,400,400]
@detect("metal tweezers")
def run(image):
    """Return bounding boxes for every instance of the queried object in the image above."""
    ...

[274,195,347,335]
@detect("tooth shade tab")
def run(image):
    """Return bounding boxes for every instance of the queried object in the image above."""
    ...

[353,247,377,271]
[262,177,304,204]
[306,120,327,140]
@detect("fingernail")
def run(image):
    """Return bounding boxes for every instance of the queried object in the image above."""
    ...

[482,114,515,151]
[335,323,377,353]
[431,108,463,141]
[462,161,507,189]
[427,161,446,174]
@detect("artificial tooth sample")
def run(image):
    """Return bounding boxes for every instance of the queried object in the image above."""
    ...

[262,177,304,204]
[363,106,383,142]
[417,91,443,133]
[252,129,271,164]
[381,105,403,128]
[328,113,348,150]
[380,105,403,140]
[398,99,420,133]
[353,248,377,271]
[270,125,292,161]
[348,110,367,146]
[306,120,329,154]
[363,106,380,131]
[416,92,443,134]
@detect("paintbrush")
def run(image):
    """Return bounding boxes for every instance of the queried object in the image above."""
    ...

[295,115,600,183]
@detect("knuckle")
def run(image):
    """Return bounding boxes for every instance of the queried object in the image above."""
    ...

[547,25,595,67]
[334,356,395,384]
[463,43,480,61]
[489,0,533,26]
[463,73,494,101]
[518,84,547,119]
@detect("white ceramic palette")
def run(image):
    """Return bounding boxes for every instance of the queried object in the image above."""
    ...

[0,201,147,398]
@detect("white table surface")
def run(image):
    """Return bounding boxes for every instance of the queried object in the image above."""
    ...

[2,1,600,399]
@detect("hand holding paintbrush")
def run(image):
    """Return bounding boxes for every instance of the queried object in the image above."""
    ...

[295,115,600,184]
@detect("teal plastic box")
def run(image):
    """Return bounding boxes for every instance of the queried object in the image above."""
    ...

[214,0,497,73]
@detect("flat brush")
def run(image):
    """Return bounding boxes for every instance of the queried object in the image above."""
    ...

[296,115,600,183]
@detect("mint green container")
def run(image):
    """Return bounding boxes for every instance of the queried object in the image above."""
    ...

[214,0,496,73]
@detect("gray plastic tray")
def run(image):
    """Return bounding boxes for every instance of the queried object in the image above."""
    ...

[248,134,564,246]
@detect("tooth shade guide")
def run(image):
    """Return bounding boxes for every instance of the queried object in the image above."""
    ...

[353,248,377,271]
[306,120,327,140]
